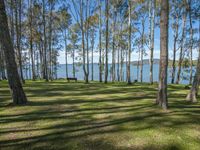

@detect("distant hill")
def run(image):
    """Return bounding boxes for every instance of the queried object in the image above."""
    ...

[131,59,160,65]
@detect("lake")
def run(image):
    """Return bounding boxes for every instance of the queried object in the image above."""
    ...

[57,64,193,84]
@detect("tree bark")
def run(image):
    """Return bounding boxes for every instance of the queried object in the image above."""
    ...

[104,0,109,83]
[156,0,169,110]
[0,0,27,104]
[188,0,193,85]
[127,0,131,84]
[186,17,200,102]
[98,0,102,82]
[176,0,187,84]
[171,9,179,84]
[149,0,155,84]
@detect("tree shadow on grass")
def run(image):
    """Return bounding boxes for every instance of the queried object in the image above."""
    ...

[0,81,199,150]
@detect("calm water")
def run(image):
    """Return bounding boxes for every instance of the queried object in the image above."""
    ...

[57,64,193,84]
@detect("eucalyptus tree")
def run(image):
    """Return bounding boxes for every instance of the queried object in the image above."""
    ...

[135,2,148,83]
[156,0,169,110]
[186,16,200,102]
[58,6,72,78]
[176,0,187,84]
[171,0,181,84]
[104,0,109,83]
[186,49,200,102]
[70,0,90,83]
[127,0,132,84]
[68,24,80,78]
[149,0,155,84]
[98,0,103,82]
[0,0,27,104]
[87,14,98,81]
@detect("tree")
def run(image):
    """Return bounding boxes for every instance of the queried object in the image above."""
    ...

[149,0,155,84]
[104,0,109,83]
[186,46,200,102]
[0,0,27,104]
[176,0,187,84]
[186,17,200,102]
[127,0,132,84]
[156,0,169,110]
[98,0,103,82]
[171,0,181,84]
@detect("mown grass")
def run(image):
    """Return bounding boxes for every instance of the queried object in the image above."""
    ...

[0,80,200,150]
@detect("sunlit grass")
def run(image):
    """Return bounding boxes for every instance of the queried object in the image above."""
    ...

[0,80,200,150]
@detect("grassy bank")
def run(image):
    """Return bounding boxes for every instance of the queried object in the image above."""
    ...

[0,80,200,150]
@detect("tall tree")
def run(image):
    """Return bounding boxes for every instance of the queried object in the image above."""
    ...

[171,0,180,84]
[98,0,102,82]
[0,0,27,104]
[156,0,169,110]
[186,17,200,102]
[149,0,155,84]
[127,0,132,84]
[104,0,109,83]
[176,0,187,84]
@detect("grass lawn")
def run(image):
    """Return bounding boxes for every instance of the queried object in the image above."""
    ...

[0,80,200,150]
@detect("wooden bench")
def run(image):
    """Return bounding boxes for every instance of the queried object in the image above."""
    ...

[67,77,77,82]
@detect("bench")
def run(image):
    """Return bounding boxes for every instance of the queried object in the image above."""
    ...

[67,77,77,82]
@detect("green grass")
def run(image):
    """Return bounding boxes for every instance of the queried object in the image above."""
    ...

[0,80,200,150]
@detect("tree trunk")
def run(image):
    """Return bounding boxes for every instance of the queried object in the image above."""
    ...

[171,11,179,84]
[127,0,131,84]
[149,0,155,84]
[80,0,88,83]
[104,0,109,83]
[188,0,193,85]
[140,20,145,83]
[186,18,200,102]
[64,30,68,78]
[176,0,187,84]
[186,48,200,103]
[111,10,116,82]
[98,0,102,82]
[0,0,27,104]
[156,0,169,110]
[42,0,48,81]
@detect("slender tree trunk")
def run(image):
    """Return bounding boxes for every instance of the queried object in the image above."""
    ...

[0,0,27,104]
[48,2,53,81]
[80,0,88,83]
[111,12,116,82]
[156,0,169,110]
[98,0,102,82]
[137,48,141,81]
[73,47,75,78]
[28,0,36,81]
[117,33,120,81]
[176,0,187,84]
[42,0,48,81]
[140,20,145,83]
[188,0,193,85]
[64,30,68,78]
[14,0,24,84]
[186,18,200,102]
[149,0,155,84]
[186,49,200,103]
[104,0,109,83]
[127,0,131,84]
[171,13,179,84]
[91,28,95,81]
[86,0,90,82]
